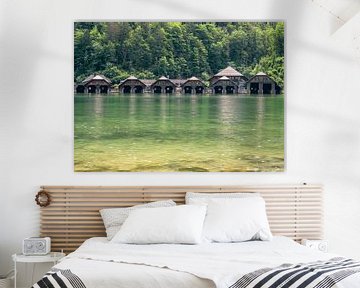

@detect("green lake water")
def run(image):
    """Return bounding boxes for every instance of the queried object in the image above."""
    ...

[74,94,284,172]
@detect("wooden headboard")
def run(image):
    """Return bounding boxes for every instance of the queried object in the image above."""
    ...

[39,184,323,253]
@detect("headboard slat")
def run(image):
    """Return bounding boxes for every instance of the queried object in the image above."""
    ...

[40,184,323,253]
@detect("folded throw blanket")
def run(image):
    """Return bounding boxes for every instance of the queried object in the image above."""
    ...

[229,258,360,288]
[32,268,86,288]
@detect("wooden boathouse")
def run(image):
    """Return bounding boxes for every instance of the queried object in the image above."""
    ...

[182,76,206,94]
[211,76,239,94]
[76,74,112,94]
[151,76,176,93]
[247,72,279,94]
[209,66,248,93]
[118,76,146,93]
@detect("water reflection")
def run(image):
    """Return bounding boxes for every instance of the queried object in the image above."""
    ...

[190,94,198,118]
[255,96,265,149]
[256,96,265,123]
[74,94,284,172]
[218,96,237,139]
[129,94,136,116]
[94,95,103,117]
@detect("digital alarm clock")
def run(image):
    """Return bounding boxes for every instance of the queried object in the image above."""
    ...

[23,237,51,255]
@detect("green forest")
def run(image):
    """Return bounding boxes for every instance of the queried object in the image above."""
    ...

[74,22,284,87]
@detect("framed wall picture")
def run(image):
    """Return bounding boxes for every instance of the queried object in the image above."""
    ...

[74,21,284,172]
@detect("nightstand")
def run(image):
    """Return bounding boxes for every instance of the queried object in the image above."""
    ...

[301,239,328,252]
[12,252,65,288]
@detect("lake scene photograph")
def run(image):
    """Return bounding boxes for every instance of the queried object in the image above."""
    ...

[74,22,284,172]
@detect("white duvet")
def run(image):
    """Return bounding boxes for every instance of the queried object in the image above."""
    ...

[53,237,360,288]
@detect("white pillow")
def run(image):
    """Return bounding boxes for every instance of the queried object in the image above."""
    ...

[111,205,207,244]
[100,200,176,240]
[186,192,259,204]
[202,197,272,243]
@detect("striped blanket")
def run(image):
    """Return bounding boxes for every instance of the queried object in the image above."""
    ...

[32,258,360,288]
[32,268,86,288]
[230,258,360,288]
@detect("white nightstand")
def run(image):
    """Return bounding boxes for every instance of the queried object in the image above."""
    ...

[301,239,328,252]
[12,252,65,288]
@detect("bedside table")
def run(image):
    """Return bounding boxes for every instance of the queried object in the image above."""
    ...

[12,252,65,288]
[301,239,328,252]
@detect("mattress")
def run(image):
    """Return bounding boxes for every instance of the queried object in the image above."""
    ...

[35,236,360,288]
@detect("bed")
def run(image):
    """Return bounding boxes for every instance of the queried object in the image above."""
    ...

[33,236,360,288]
[33,185,360,288]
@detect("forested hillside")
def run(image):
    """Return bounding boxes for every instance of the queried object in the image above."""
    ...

[74,22,284,87]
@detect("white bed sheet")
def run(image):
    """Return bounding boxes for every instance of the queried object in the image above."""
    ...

[54,236,360,288]
[56,258,214,288]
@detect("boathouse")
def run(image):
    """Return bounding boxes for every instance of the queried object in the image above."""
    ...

[209,66,248,93]
[75,68,283,95]
[182,76,206,94]
[77,74,112,94]
[247,72,279,94]
[211,76,239,94]
[118,76,146,93]
[151,76,176,93]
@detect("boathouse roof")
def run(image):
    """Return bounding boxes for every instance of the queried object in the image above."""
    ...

[247,72,278,85]
[211,76,238,87]
[151,76,176,87]
[188,76,201,81]
[256,72,267,76]
[82,74,112,85]
[215,66,244,77]
[182,76,205,86]
[119,76,146,87]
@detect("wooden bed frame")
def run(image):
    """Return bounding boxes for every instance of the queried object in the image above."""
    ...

[39,184,323,253]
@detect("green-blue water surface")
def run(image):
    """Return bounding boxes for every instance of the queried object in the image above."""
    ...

[74,94,284,172]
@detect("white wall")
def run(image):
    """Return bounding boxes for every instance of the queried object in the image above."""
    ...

[1,0,360,285]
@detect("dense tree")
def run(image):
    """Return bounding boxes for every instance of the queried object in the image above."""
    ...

[74,22,284,88]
